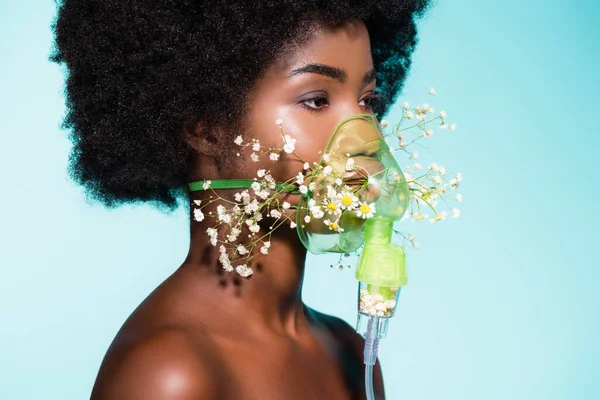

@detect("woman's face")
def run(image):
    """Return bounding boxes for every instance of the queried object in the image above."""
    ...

[227,21,378,192]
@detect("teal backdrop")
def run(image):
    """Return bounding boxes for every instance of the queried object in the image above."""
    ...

[1,0,598,399]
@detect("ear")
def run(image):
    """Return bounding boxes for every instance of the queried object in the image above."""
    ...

[182,119,222,157]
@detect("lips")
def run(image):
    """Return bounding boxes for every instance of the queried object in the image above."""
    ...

[340,156,385,203]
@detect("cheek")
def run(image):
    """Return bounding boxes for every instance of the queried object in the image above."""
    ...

[244,114,335,183]
[277,112,336,166]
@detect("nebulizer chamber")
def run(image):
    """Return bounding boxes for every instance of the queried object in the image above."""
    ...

[297,114,409,399]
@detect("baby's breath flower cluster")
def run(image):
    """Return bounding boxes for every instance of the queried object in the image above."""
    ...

[380,87,463,251]
[191,87,462,277]
[191,152,296,277]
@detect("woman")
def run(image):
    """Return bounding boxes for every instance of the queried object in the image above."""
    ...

[50,1,431,398]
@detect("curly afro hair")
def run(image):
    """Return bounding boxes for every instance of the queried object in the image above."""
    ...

[49,0,433,211]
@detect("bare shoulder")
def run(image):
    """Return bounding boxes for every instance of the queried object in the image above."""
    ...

[91,328,219,400]
[307,307,386,399]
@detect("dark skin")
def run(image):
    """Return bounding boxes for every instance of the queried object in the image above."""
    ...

[91,21,385,400]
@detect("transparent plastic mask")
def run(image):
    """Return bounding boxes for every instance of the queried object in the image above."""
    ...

[296,113,410,255]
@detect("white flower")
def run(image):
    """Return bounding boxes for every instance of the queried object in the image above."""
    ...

[219,253,233,272]
[256,190,270,200]
[282,201,291,209]
[207,227,218,246]
[323,219,344,232]
[270,209,282,219]
[299,185,308,194]
[438,165,446,175]
[244,199,259,214]
[290,221,297,229]
[236,264,253,277]
[412,152,418,159]
[237,245,249,255]
[234,135,243,145]
[338,191,358,210]
[234,192,242,202]
[429,210,448,223]
[324,200,341,215]
[451,209,460,218]
[440,110,447,120]
[428,163,438,172]
[257,169,266,178]
[381,120,389,127]
[323,165,333,176]
[345,158,355,171]
[413,162,422,170]
[275,118,284,126]
[304,215,311,223]
[252,141,261,152]
[403,101,410,110]
[193,199,202,206]
[334,177,343,186]
[283,134,296,153]
[322,153,330,162]
[240,190,250,204]
[296,172,304,185]
[405,111,414,119]
[269,152,280,161]
[260,241,271,254]
[227,228,241,242]
[424,129,433,138]
[408,234,416,241]
[429,87,436,95]
[303,162,310,170]
[310,206,325,219]
[450,178,459,188]
[251,181,261,193]
[249,224,260,233]
[202,180,211,190]
[456,172,463,182]
[432,175,442,185]
[455,193,463,202]
[193,208,204,222]
[356,202,376,219]
[251,152,260,162]
[450,123,457,131]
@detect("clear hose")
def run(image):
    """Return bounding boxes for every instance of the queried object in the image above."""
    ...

[358,314,386,400]
[365,364,375,400]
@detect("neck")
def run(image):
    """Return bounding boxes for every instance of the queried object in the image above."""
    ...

[180,201,311,339]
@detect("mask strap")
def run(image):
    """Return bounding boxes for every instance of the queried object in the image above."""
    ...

[188,179,301,194]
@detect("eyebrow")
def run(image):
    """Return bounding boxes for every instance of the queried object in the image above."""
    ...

[288,63,377,85]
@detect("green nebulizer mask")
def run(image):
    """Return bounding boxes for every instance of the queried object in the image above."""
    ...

[295,113,409,332]
[297,113,410,398]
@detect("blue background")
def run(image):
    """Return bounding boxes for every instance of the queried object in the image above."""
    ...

[1,0,598,398]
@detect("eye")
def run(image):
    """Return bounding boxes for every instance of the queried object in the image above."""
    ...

[359,93,381,110]
[300,95,330,112]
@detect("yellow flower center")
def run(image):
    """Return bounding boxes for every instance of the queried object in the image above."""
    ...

[327,202,338,211]
[359,204,371,214]
[329,222,340,231]
[341,195,353,206]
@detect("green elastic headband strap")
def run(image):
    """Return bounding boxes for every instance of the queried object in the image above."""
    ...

[188,179,301,195]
